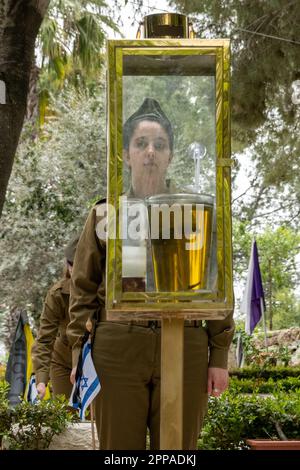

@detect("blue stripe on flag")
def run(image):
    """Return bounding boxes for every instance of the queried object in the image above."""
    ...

[82,341,91,364]
[79,377,100,420]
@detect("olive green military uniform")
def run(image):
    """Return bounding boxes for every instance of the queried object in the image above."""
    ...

[32,278,72,397]
[67,203,234,450]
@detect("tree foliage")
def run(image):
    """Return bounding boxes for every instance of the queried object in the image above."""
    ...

[0,0,50,216]
[0,0,120,216]
[235,109,300,227]
[36,0,120,123]
[233,220,300,329]
[170,0,300,131]
[0,87,106,325]
[170,0,300,224]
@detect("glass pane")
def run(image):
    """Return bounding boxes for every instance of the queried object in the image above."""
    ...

[121,53,217,295]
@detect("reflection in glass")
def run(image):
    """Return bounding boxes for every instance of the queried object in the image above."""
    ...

[122,53,217,295]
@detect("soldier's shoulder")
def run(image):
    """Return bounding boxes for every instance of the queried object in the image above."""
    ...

[88,197,106,217]
[91,197,107,221]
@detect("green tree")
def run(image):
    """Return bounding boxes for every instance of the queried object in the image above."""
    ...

[0,0,120,217]
[272,289,300,330]
[169,0,300,223]
[170,0,300,132]
[0,86,106,328]
[233,221,300,329]
[36,0,119,123]
[0,0,50,217]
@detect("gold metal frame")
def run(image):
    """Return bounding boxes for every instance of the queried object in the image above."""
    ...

[106,39,233,320]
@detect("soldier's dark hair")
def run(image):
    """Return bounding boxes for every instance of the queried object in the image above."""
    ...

[123,98,173,151]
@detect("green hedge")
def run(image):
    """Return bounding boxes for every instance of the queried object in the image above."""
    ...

[230,366,300,380]
[198,389,300,450]
[0,380,78,450]
[229,376,300,393]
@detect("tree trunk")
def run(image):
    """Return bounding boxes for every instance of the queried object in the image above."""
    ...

[26,63,40,121]
[0,0,50,217]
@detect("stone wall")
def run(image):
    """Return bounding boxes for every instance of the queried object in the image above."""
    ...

[228,327,300,369]
[49,422,99,450]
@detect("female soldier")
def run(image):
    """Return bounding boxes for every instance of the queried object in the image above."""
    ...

[32,237,78,399]
[67,98,234,449]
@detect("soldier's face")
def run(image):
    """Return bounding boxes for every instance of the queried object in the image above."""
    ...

[124,120,172,198]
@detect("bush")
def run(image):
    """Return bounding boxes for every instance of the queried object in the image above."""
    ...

[0,381,12,440]
[230,366,300,380]
[229,376,300,394]
[198,390,300,450]
[0,380,78,450]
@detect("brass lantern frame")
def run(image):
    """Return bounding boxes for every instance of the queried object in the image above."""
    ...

[106,39,233,321]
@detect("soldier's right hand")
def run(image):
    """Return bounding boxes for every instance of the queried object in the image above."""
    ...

[36,382,46,399]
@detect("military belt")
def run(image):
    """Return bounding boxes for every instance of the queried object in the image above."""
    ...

[95,310,201,329]
[144,320,201,329]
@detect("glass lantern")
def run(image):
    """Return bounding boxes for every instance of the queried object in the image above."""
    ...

[105,14,233,321]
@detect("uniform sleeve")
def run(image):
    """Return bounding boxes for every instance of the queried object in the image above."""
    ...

[31,290,64,385]
[67,206,105,367]
[206,312,235,369]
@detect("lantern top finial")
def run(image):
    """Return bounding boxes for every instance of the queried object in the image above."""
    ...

[137,12,194,39]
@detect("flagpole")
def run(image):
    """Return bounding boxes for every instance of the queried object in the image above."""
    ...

[87,316,97,450]
[90,400,96,450]
[261,297,268,351]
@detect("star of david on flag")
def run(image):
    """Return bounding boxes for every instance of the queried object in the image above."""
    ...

[69,333,101,420]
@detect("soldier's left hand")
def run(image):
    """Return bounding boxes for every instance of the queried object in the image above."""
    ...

[207,367,229,397]
[36,382,46,399]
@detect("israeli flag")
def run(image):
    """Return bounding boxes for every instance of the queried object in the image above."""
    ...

[69,335,101,421]
[26,374,39,404]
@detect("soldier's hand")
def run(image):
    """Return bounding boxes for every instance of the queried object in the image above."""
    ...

[207,367,229,397]
[36,382,46,399]
[70,366,77,385]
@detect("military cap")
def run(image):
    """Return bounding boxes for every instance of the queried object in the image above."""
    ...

[64,235,80,263]
[123,98,174,151]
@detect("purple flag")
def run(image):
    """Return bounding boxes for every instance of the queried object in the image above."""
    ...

[241,240,266,334]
